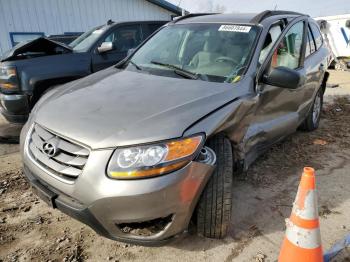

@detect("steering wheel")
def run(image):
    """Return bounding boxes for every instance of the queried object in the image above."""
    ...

[215,56,240,65]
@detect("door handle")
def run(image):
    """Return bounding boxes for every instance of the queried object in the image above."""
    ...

[256,85,264,96]
[319,63,325,71]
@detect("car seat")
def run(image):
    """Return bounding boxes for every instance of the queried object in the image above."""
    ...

[190,36,221,68]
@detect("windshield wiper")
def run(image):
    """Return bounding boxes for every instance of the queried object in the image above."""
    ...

[129,60,142,71]
[150,60,198,80]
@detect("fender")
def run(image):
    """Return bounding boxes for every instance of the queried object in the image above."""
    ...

[183,94,259,165]
[17,52,91,94]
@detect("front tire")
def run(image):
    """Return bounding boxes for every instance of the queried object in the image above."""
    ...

[196,135,233,238]
[300,88,323,131]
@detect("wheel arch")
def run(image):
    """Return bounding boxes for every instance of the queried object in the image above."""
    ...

[321,71,329,95]
[30,76,81,107]
[183,96,257,172]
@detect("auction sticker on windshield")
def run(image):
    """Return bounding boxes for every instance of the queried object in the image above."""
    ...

[219,25,251,33]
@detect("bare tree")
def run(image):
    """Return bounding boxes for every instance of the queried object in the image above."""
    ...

[212,4,227,13]
[195,0,227,13]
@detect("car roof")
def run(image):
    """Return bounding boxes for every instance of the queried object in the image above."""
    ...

[173,11,306,25]
[107,20,168,26]
[175,13,259,24]
[101,20,168,30]
[90,20,167,34]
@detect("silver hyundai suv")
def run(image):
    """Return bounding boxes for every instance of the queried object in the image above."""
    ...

[20,11,329,245]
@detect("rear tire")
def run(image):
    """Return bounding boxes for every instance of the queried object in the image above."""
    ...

[196,134,233,238]
[300,88,323,131]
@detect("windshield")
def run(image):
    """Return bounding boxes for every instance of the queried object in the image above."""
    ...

[129,23,259,82]
[69,26,104,52]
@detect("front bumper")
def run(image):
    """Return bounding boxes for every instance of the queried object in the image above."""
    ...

[0,93,29,123]
[21,126,214,245]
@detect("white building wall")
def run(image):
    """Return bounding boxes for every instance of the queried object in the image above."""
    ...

[0,0,174,54]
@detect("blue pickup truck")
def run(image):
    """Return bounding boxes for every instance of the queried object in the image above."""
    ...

[0,20,166,123]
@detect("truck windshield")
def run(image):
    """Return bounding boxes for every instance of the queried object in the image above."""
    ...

[130,23,259,83]
[70,26,104,52]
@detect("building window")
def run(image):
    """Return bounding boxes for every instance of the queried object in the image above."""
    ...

[9,32,45,47]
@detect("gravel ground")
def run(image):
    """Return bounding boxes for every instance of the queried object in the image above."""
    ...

[0,70,349,262]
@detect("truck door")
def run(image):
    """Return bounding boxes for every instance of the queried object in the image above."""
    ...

[91,24,142,72]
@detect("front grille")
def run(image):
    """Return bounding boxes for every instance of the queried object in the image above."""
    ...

[28,124,90,183]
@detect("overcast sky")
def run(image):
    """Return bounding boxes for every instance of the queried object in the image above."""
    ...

[168,0,350,17]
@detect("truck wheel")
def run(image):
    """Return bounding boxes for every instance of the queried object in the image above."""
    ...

[196,134,233,238]
[300,88,323,131]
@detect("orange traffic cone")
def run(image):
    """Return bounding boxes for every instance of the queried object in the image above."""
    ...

[279,167,323,262]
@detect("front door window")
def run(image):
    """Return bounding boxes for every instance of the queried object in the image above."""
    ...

[103,25,142,52]
[270,21,304,69]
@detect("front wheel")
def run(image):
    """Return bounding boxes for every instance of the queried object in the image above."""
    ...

[195,134,233,238]
[300,88,323,131]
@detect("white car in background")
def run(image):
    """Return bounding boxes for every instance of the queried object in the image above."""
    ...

[316,14,350,69]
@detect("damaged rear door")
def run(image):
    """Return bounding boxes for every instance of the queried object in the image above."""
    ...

[247,17,309,160]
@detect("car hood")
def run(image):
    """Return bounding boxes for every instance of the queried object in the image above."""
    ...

[1,37,72,62]
[33,68,246,149]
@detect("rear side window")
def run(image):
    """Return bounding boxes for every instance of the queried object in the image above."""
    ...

[148,23,163,34]
[305,26,317,57]
[142,23,164,39]
[310,23,323,49]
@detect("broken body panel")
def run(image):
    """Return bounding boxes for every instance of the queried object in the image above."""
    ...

[0,21,167,123]
[1,37,73,62]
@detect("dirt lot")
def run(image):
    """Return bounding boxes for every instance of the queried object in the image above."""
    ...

[0,71,350,262]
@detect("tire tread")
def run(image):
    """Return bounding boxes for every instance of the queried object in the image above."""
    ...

[300,88,323,131]
[196,134,233,238]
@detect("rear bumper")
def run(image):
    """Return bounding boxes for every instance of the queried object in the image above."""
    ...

[0,93,29,123]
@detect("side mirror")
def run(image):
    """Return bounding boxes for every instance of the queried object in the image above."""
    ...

[97,42,113,53]
[127,48,136,56]
[263,66,303,89]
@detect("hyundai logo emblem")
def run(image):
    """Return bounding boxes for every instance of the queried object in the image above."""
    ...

[42,142,58,158]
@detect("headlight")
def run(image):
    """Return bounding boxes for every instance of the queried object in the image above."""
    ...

[0,67,17,78]
[0,66,19,92]
[107,134,204,179]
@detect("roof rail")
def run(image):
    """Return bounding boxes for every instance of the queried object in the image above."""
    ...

[251,10,306,24]
[171,13,218,23]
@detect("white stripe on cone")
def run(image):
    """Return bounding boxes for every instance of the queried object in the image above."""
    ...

[285,219,322,249]
[293,189,319,220]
